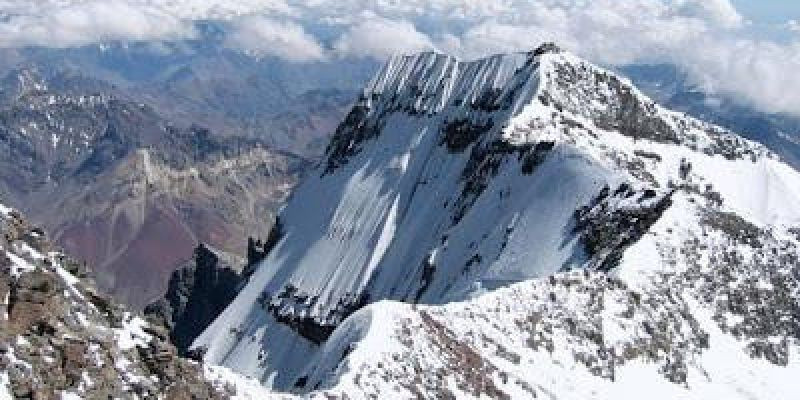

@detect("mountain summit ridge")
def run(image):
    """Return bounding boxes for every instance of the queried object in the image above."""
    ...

[326,43,769,174]
[193,44,800,398]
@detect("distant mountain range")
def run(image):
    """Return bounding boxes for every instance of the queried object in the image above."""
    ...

[0,66,305,307]
[0,40,374,159]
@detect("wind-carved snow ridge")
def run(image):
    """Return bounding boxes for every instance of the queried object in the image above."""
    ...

[194,43,800,398]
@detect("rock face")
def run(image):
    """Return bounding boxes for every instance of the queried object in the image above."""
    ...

[0,204,229,399]
[193,45,800,398]
[145,244,244,355]
[0,67,306,308]
[620,64,800,169]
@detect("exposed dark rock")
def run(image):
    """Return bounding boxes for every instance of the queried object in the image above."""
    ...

[532,42,562,57]
[242,217,284,279]
[676,220,800,366]
[622,63,800,169]
[470,89,506,113]
[414,259,436,303]
[790,227,800,242]
[145,243,243,355]
[700,210,764,247]
[574,184,674,271]
[416,311,510,399]
[451,139,553,226]
[323,102,381,174]
[633,149,662,162]
[545,60,764,162]
[441,118,494,152]
[520,141,555,174]
[257,284,369,345]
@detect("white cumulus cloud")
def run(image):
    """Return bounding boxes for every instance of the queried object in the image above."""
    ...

[0,0,195,48]
[225,16,326,62]
[672,0,745,28]
[333,16,435,59]
[0,0,799,116]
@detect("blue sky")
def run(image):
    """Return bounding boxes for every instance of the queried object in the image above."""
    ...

[731,0,800,41]
[732,0,800,22]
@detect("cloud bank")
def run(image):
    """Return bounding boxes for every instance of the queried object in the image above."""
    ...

[333,16,435,59]
[0,0,195,47]
[0,0,799,116]
[224,16,326,62]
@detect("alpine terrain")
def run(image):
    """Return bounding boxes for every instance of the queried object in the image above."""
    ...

[0,203,234,398]
[192,44,800,399]
[0,67,305,307]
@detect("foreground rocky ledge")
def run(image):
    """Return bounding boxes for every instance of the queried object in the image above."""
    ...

[0,204,230,399]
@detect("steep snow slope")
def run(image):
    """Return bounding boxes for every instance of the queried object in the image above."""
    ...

[297,121,800,399]
[194,44,800,396]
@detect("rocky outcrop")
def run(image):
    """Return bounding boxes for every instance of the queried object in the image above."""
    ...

[621,64,800,170]
[242,217,284,279]
[573,184,674,271]
[145,244,243,355]
[0,204,228,399]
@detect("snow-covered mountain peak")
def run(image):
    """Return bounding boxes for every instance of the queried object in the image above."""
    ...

[361,42,562,103]
[194,45,800,397]
[326,43,770,176]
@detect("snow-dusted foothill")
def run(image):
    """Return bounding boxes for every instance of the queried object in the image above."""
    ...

[193,43,800,399]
